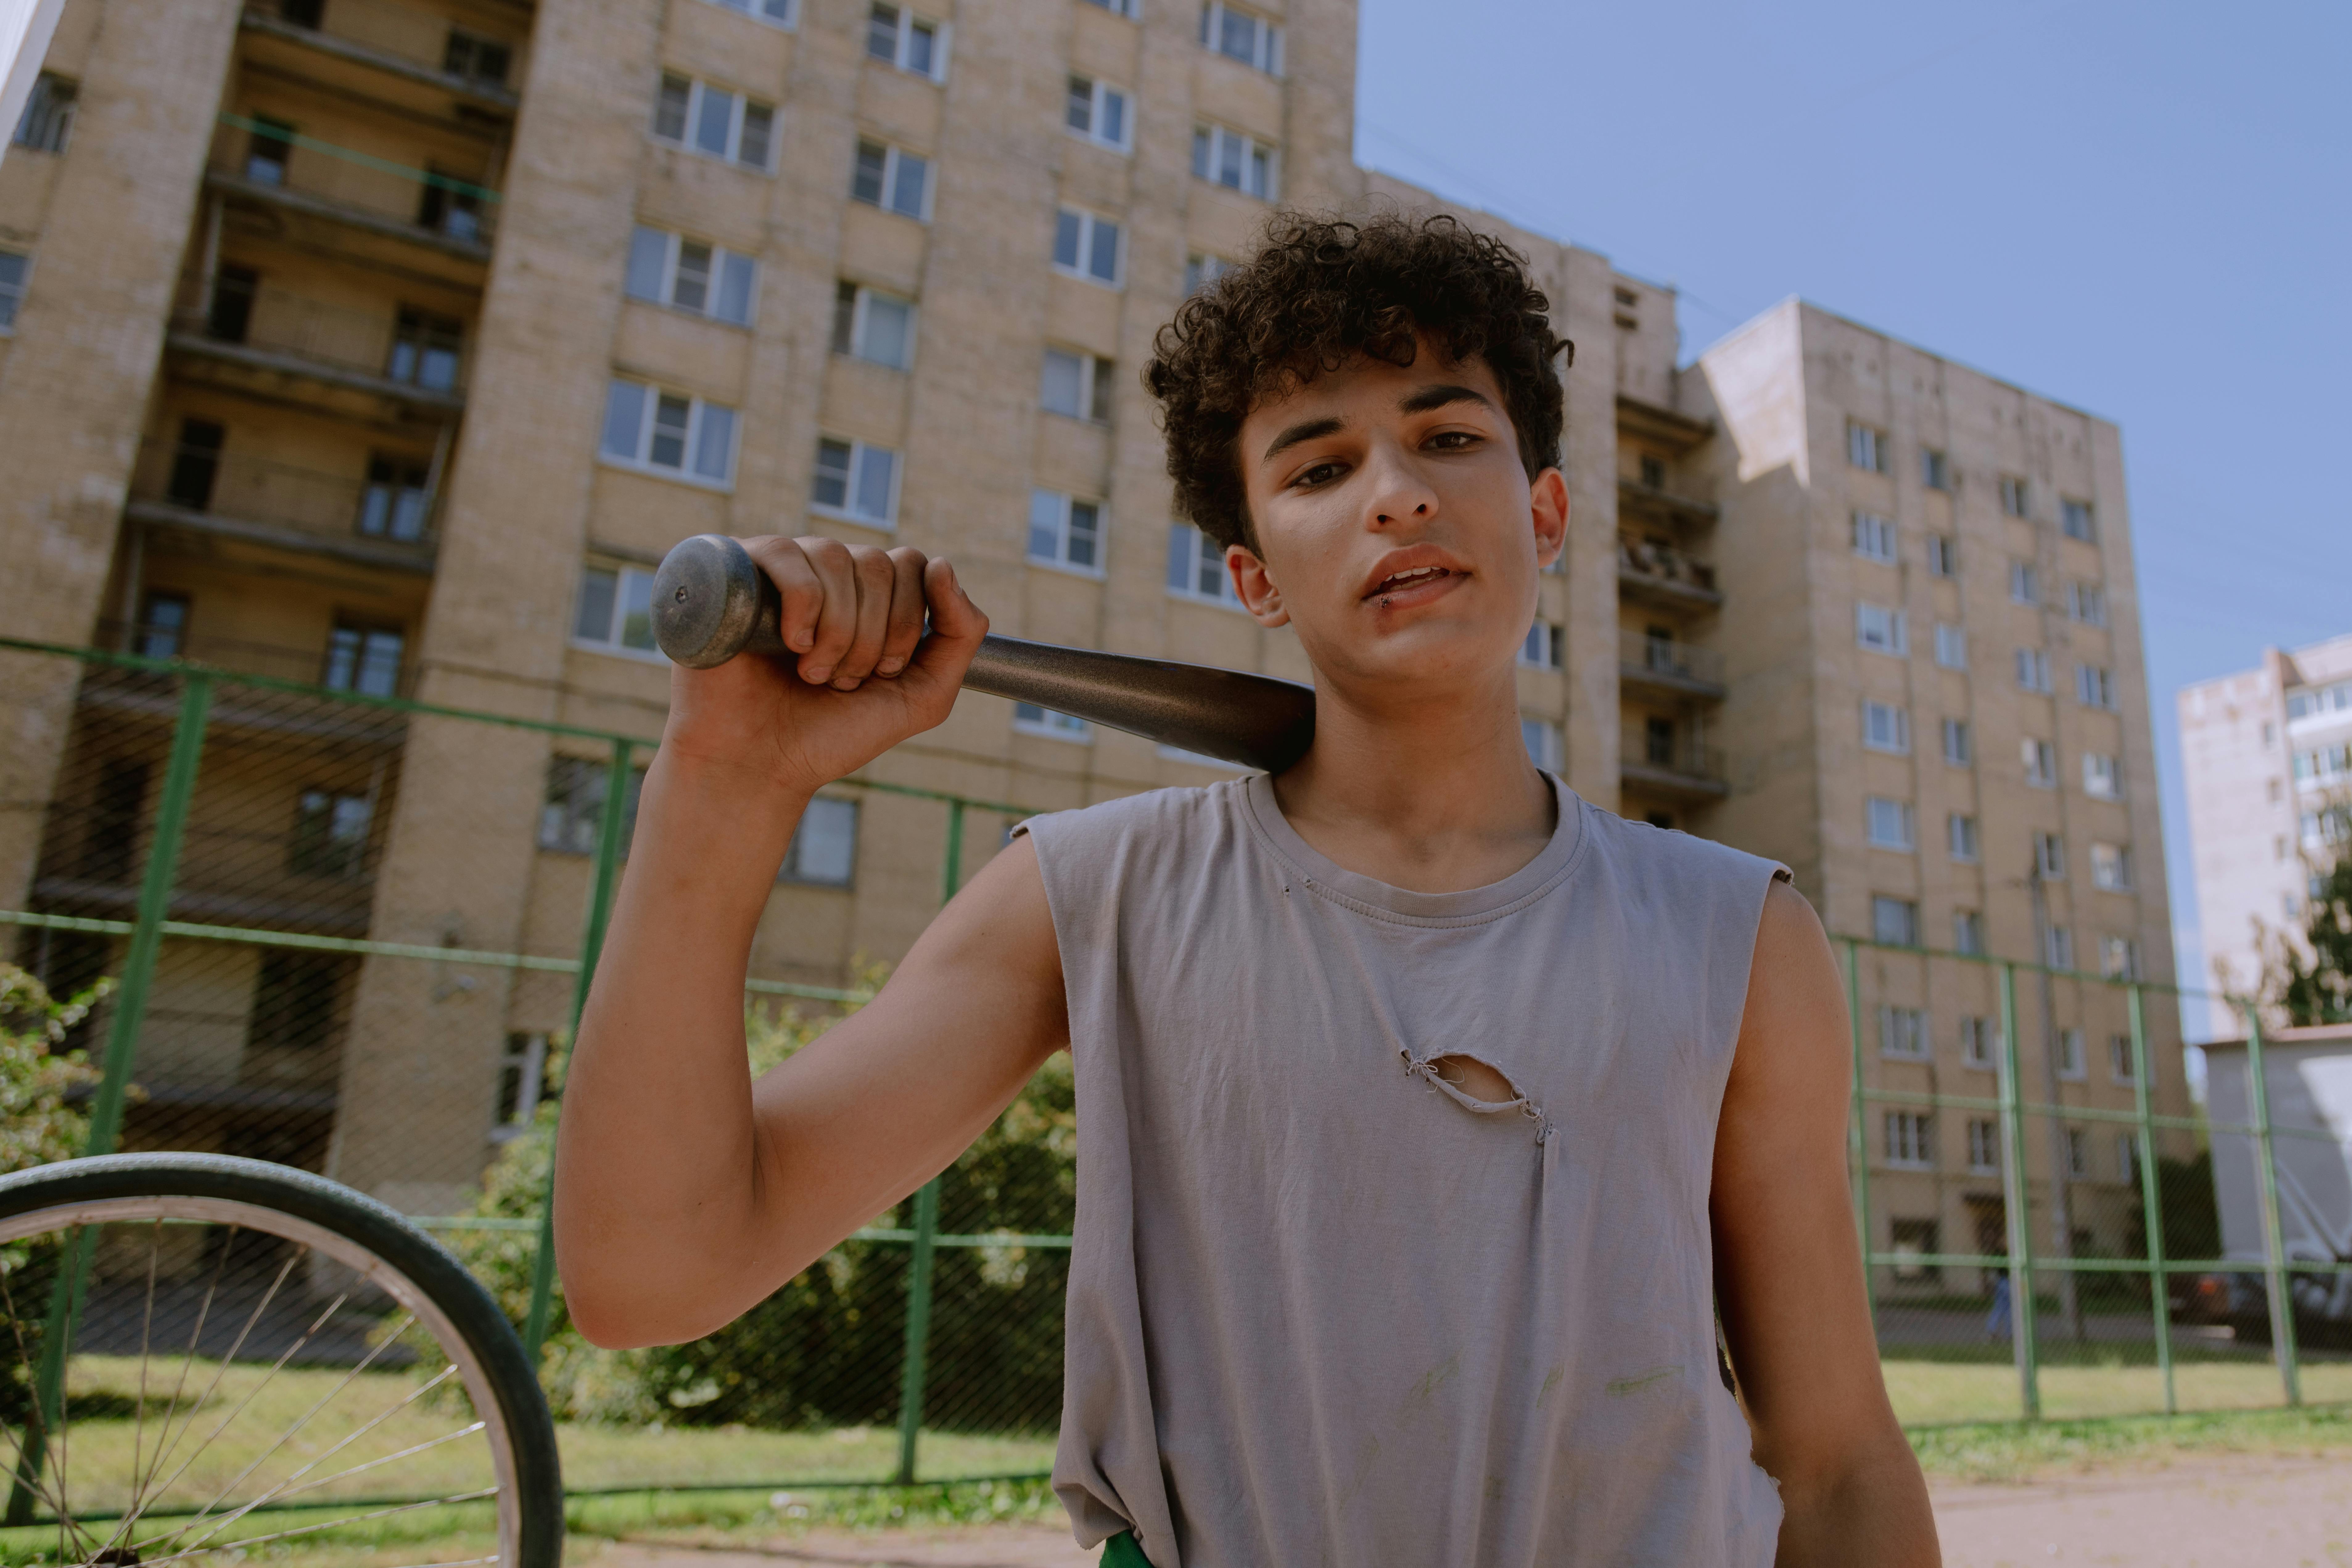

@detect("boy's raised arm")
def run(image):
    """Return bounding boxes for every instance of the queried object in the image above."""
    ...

[553,537,1068,1350]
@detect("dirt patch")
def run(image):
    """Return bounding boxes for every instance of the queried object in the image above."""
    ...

[1933,1453,2352,1566]
[589,1529,1098,1568]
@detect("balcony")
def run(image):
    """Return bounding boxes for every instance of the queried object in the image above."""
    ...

[1617,477,1719,529]
[1621,726,1730,801]
[1618,629,1727,702]
[1618,536,1722,611]
[1615,393,1713,456]
[170,276,466,413]
[128,438,439,573]
[206,117,497,263]
[94,619,417,700]
[240,0,523,113]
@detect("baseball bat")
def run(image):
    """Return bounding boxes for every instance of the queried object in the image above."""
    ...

[649,534,1318,773]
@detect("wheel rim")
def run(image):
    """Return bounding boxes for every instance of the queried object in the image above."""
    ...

[0,1196,524,1568]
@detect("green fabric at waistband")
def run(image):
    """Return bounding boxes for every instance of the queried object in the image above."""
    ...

[1102,1529,1152,1567]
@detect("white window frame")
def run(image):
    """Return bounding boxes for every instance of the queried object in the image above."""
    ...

[1014,701,1093,742]
[2009,559,2040,604]
[867,3,949,79]
[1866,796,1915,851]
[492,1032,550,1141]
[1185,252,1233,296]
[2016,647,2052,693]
[1065,75,1133,151]
[2067,581,2107,626]
[1028,487,1106,576]
[1948,813,1979,863]
[1847,422,1886,473]
[1521,717,1564,772]
[599,376,737,488]
[1200,1,1283,74]
[572,562,665,661]
[1942,718,1971,766]
[1921,448,1950,491]
[1967,1118,2000,1173]
[1053,206,1124,287]
[1954,909,1984,955]
[1041,345,1115,422]
[1999,475,2030,517]
[2061,497,2096,541]
[2082,752,2120,799]
[2058,1027,2086,1081]
[2033,830,2066,880]
[1959,1016,1997,1071]
[1852,510,1896,563]
[1872,895,1920,948]
[1521,621,1564,671]
[1857,603,1908,656]
[704,0,796,27]
[2023,737,2057,788]
[810,436,901,527]
[0,248,27,333]
[2117,1132,2137,1184]
[1862,700,1910,754]
[2045,924,2075,972]
[625,225,758,326]
[652,73,776,171]
[1192,122,1278,199]
[1884,1111,1933,1171]
[2065,1127,2088,1178]
[1084,0,1140,17]
[1925,533,1956,576]
[832,282,918,370]
[2076,662,2115,710]
[1878,1006,1929,1060]
[1167,521,1240,607]
[2109,1034,2136,1085]
[851,138,932,220]
[2100,935,2140,981]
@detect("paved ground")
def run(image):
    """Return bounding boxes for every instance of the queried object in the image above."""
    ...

[594,1455,2352,1565]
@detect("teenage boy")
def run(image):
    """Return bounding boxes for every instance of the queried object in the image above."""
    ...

[557,213,1939,1565]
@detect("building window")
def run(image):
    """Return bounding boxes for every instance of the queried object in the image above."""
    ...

[1014,702,1092,742]
[1862,700,1910,754]
[1851,511,1897,563]
[574,563,660,656]
[1948,813,1979,863]
[1200,2,1283,73]
[137,591,191,659]
[1967,1119,2000,1173]
[652,74,776,170]
[2033,830,2066,880]
[1921,448,1950,491]
[385,308,463,390]
[2075,663,2115,710]
[1028,488,1103,573]
[1053,207,1122,285]
[416,167,484,242]
[2056,1027,2086,1080]
[248,951,344,1054]
[2066,582,2107,626]
[1083,0,1138,15]
[1934,623,1967,670]
[540,755,646,854]
[626,226,756,325]
[1042,347,1115,422]
[600,377,736,485]
[1954,909,1984,955]
[2008,560,2040,604]
[2015,647,2052,693]
[0,249,27,330]
[1925,534,1956,576]
[851,139,930,219]
[2295,743,2352,787]
[1066,75,1131,150]
[1167,522,1238,605]
[1998,475,2029,517]
[1856,603,1907,655]
[2065,1127,2088,1177]
[831,281,917,369]
[1867,797,1915,851]
[2061,498,2096,541]
[1192,123,1277,199]
[1889,1217,1939,1282]
[2108,1033,2136,1084]
[359,454,431,542]
[1522,718,1563,771]
[245,115,295,184]
[2082,752,2119,799]
[1879,1006,1929,1060]
[705,0,795,26]
[1847,422,1887,474]
[1959,1016,1997,1070]
[783,796,858,884]
[1521,621,1564,670]
[811,437,900,526]
[867,3,945,77]
[2044,924,2074,972]
[494,1033,549,1139]
[2100,935,2140,981]
[289,788,372,879]
[1872,895,1920,948]
[2090,842,2131,891]
[323,623,403,696]
[1884,1112,1933,1170]
[2117,1133,2137,1185]
[1184,253,1232,296]
[1942,718,1971,766]
[2286,682,2352,723]
[166,418,226,510]
[12,73,76,154]
[443,28,514,84]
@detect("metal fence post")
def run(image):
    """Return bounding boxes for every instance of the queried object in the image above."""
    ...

[894,798,965,1485]
[2242,1005,2301,1406]
[524,737,634,1363]
[2126,984,2174,1413]
[1996,961,2041,1421]
[6,672,213,1525]
[1841,939,1874,1331]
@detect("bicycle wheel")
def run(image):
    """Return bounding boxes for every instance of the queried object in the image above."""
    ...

[0,1153,561,1568]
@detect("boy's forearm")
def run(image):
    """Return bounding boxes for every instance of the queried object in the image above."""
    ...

[1773,1436,1940,1566]
[553,748,810,1346]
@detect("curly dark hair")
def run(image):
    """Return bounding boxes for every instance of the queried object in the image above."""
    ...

[1145,211,1572,552]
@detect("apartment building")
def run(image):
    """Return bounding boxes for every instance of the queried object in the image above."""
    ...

[0,0,2177,1237]
[2179,633,2352,1011]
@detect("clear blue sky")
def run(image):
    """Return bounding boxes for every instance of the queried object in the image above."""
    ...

[1357,0,2350,1035]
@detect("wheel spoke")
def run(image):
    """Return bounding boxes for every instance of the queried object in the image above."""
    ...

[131,1484,499,1568]
[0,1250,93,1545]
[130,1218,163,1521]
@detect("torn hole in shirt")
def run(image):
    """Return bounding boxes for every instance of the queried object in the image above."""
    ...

[1402,1050,1559,1173]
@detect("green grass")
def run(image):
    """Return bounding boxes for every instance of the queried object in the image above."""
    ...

[1881,1347,2352,1426]
[556,1421,1055,1491]
[1908,1402,2352,1482]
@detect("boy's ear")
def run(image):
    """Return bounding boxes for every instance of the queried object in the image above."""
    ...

[1228,544,1290,628]
[1530,467,1569,570]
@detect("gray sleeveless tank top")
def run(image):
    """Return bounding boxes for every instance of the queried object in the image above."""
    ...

[1020,772,1788,1566]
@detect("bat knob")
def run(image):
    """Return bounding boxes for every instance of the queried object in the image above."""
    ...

[651,534,773,669]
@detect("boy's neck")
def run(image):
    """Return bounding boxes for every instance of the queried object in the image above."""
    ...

[1268,670,1561,896]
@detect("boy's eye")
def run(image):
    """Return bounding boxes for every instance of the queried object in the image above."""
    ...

[1293,460,1346,488]
[1427,430,1479,450]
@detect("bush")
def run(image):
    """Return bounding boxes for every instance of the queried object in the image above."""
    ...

[0,962,108,1426]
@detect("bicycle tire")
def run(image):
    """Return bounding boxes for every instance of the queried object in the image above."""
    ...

[0,1152,562,1568]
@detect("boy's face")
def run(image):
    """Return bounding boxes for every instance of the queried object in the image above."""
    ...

[1227,341,1568,700]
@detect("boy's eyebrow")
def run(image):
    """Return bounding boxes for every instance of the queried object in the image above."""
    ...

[1261,415,1345,463]
[1398,383,1494,416]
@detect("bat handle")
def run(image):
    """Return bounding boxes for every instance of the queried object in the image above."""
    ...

[651,534,789,668]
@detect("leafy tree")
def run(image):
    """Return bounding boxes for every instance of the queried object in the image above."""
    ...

[2261,804,2352,1026]
[0,963,106,1174]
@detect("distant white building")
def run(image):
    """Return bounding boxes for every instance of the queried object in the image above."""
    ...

[2180,633,2352,1015]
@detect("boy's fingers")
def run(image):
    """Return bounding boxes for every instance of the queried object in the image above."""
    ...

[830,545,898,688]
[741,536,824,656]
[875,549,930,676]
[794,536,860,684]
[904,558,988,701]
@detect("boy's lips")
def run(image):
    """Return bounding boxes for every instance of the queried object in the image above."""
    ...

[1363,565,1464,610]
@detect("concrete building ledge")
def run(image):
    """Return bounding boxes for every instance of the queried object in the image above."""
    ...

[1615,393,1714,454]
[204,170,494,263]
[166,331,467,414]
[239,9,521,112]
[131,501,439,576]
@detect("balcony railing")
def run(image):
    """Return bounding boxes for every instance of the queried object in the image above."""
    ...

[173,275,466,402]
[128,439,439,561]
[1618,537,1718,598]
[1621,726,1730,795]
[242,0,524,109]
[209,114,499,256]
[1619,629,1726,693]
[93,619,415,699]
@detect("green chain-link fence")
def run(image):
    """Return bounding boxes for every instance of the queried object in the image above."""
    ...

[1,635,2344,1504]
